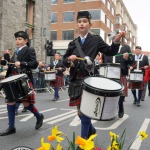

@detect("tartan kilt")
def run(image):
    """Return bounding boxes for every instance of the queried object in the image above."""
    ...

[50,76,64,87]
[121,76,128,97]
[128,81,144,90]
[69,97,81,107]
[5,72,35,104]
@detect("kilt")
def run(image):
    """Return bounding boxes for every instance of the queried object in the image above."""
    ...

[69,97,81,107]
[5,72,35,104]
[121,76,128,97]
[50,76,64,87]
[128,81,144,90]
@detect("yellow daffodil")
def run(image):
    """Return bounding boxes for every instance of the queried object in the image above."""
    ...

[138,131,148,140]
[111,140,119,150]
[75,134,97,150]
[56,144,63,150]
[107,145,111,150]
[109,132,118,140]
[36,137,51,150]
[47,126,64,142]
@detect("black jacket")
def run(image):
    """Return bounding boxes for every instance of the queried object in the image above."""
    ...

[5,46,38,83]
[63,33,120,80]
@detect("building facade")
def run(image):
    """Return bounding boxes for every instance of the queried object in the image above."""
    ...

[50,0,137,54]
[0,0,51,61]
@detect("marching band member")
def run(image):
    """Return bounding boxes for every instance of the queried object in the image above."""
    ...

[0,31,44,136]
[48,53,66,101]
[63,10,125,143]
[116,45,134,118]
[129,46,149,106]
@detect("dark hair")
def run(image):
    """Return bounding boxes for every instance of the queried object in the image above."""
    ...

[135,46,142,50]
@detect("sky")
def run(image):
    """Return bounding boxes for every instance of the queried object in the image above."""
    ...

[123,0,150,51]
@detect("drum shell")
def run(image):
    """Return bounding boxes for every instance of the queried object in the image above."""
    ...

[80,76,123,121]
[130,71,143,82]
[44,71,56,81]
[0,74,31,102]
[99,63,121,80]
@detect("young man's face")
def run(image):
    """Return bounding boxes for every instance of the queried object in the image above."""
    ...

[15,37,28,48]
[76,18,91,36]
[55,54,61,60]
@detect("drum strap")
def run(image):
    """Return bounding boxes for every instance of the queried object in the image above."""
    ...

[74,39,95,74]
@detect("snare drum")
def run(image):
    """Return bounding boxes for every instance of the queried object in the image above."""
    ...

[80,76,123,121]
[99,63,121,80]
[44,71,56,81]
[130,70,143,82]
[0,74,31,102]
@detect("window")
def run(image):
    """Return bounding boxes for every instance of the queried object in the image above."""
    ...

[51,13,57,23]
[51,31,57,40]
[116,16,122,25]
[111,23,114,31]
[89,10,100,20]
[100,29,105,39]
[107,18,110,29]
[64,0,75,3]
[107,1,111,11]
[112,7,115,16]
[101,0,106,4]
[101,10,105,23]
[90,29,100,35]
[63,12,74,22]
[63,30,74,40]
[52,0,58,4]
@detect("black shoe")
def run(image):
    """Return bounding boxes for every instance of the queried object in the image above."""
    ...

[0,127,16,136]
[52,97,59,101]
[137,102,141,107]
[22,107,28,112]
[118,111,124,118]
[133,101,136,104]
[141,99,144,101]
[35,114,44,130]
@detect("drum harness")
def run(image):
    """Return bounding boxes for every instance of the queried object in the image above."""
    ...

[74,39,95,76]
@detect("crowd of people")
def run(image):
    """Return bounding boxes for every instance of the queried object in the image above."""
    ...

[0,10,150,150]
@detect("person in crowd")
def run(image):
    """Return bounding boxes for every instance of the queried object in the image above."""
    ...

[129,46,149,106]
[0,31,44,136]
[63,10,125,145]
[48,53,66,101]
[116,44,134,118]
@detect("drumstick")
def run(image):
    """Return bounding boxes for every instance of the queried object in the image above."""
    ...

[115,52,132,57]
[76,57,85,61]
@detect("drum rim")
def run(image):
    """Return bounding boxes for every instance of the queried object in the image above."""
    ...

[82,76,123,97]
[0,74,27,83]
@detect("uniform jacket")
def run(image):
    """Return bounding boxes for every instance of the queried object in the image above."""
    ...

[5,46,38,83]
[63,33,120,80]
[131,54,149,74]
[49,60,66,77]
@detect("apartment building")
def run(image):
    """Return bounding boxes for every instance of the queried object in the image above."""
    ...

[51,0,137,55]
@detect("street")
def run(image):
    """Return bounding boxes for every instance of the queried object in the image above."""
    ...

[0,88,150,150]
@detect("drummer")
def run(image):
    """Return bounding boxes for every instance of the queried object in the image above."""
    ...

[47,53,66,101]
[63,10,125,140]
[0,31,44,136]
[129,46,149,106]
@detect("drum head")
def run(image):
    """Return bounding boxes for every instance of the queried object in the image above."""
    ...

[0,74,27,83]
[83,76,122,91]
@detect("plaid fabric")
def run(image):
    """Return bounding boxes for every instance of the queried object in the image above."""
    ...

[121,76,128,97]
[128,81,144,90]
[69,97,81,107]
[50,76,64,87]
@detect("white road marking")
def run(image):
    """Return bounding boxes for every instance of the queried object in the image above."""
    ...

[56,99,69,102]
[20,108,57,121]
[43,109,77,123]
[95,114,129,130]
[0,105,6,108]
[47,112,77,124]
[130,118,150,150]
